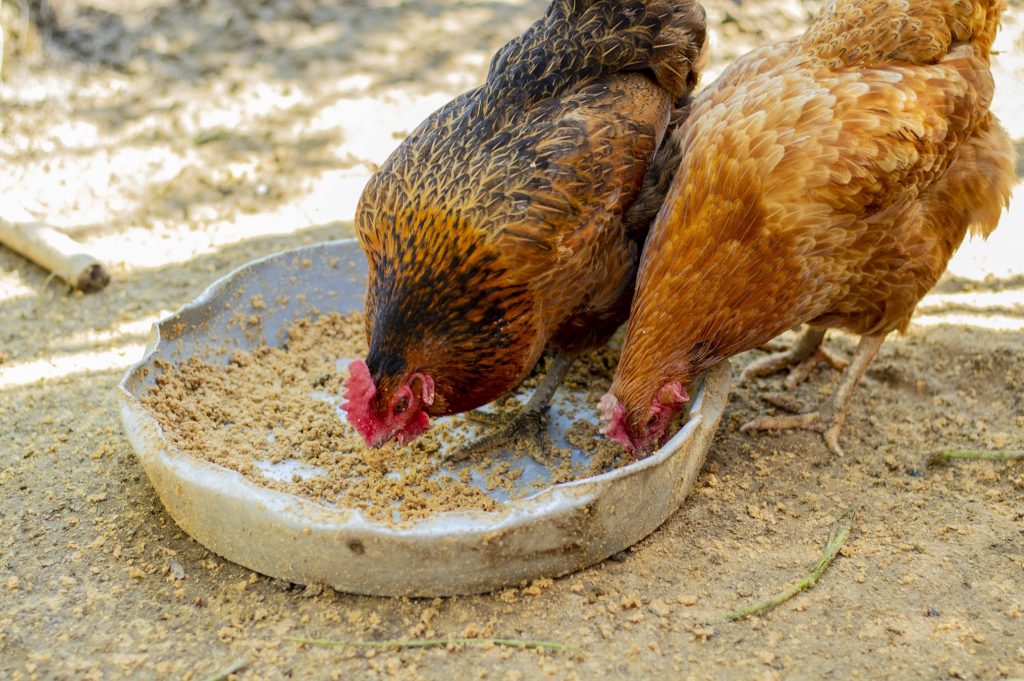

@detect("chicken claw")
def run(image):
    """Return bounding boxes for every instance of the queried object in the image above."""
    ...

[740,327,848,389]
[448,407,551,461]
[447,355,573,462]
[740,410,846,457]
[740,334,885,457]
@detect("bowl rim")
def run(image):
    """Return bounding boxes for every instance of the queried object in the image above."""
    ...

[117,238,722,538]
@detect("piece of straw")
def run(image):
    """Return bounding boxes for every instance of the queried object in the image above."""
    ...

[723,508,856,622]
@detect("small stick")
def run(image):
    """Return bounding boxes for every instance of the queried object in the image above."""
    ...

[286,636,578,652]
[928,449,1024,465]
[0,200,110,292]
[723,508,855,622]
[201,657,248,681]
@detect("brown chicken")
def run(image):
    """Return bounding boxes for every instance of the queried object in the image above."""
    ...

[601,0,1016,457]
[342,0,707,452]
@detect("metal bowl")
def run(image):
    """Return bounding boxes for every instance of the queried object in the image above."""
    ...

[117,239,731,596]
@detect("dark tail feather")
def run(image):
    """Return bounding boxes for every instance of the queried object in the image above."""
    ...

[648,1,708,103]
[485,0,707,109]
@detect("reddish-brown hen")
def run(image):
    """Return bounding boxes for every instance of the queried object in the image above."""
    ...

[602,0,1016,457]
[343,0,707,451]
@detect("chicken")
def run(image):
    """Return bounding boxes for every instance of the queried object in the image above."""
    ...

[342,0,708,453]
[600,0,1016,457]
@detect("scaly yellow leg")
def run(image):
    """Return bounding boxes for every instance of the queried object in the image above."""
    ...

[740,327,849,389]
[740,334,885,456]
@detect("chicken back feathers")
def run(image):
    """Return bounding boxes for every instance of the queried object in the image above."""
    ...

[346,0,707,445]
[607,0,1015,451]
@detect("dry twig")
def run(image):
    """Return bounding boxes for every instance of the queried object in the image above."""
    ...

[201,657,248,681]
[0,200,110,292]
[723,508,856,622]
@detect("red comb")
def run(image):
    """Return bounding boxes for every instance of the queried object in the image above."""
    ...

[342,359,375,401]
[599,393,631,448]
[341,359,377,444]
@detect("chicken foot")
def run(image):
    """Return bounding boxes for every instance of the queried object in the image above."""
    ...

[740,327,849,389]
[739,334,885,456]
[447,354,574,461]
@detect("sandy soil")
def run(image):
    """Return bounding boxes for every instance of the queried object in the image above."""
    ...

[1,0,1023,679]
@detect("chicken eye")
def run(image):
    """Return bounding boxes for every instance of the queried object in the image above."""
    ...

[393,396,410,415]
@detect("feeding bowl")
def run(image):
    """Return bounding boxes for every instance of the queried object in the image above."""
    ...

[117,239,731,596]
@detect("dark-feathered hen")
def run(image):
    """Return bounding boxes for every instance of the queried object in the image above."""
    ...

[343,0,707,450]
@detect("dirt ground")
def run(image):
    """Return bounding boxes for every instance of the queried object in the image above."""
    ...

[1,0,1023,679]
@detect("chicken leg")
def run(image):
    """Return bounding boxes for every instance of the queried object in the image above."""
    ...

[739,334,885,456]
[740,327,849,389]
[448,354,574,461]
